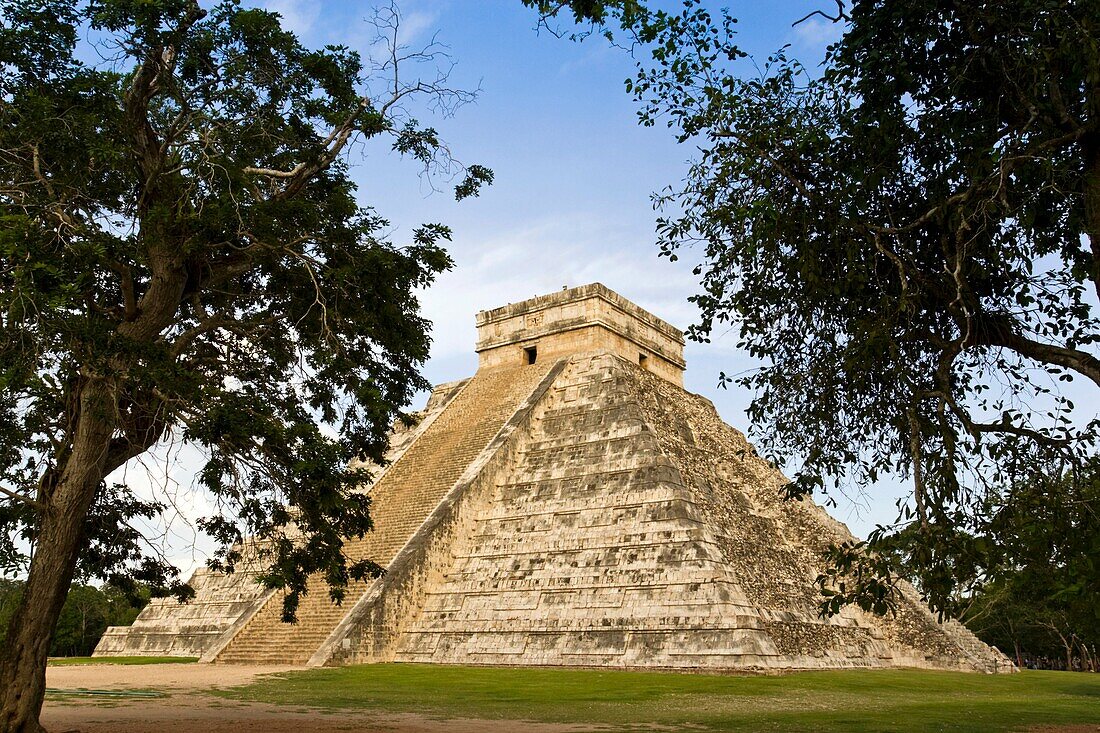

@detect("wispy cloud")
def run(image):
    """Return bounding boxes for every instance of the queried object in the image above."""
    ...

[108,437,218,577]
[338,3,442,68]
[789,15,844,55]
[263,0,320,38]
[558,43,616,76]
[397,9,440,47]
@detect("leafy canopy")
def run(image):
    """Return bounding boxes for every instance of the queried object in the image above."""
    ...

[648,0,1099,614]
[545,0,1100,615]
[956,459,1099,667]
[0,0,489,617]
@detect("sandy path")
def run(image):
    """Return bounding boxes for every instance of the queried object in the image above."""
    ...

[41,663,602,733]
[46,662,295,690]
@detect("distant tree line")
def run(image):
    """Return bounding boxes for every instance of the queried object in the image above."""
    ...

[879,459,1100,672]
[958,461,1099,672]
[965,577,1098,673]
[0,579,148,658]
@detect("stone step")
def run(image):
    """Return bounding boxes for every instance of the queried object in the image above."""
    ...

[213,362,557,664]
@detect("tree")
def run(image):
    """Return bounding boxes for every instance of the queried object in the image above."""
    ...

[873,457,1099,668]
[961,459,1099,671]
[0,580,149,658]
[47,586,106,659]
[0,0,490,729]
[48,582,148,658]
[584,0,1100,614]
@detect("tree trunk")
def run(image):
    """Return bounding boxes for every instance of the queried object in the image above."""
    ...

[0,377,118,733]
[1077,639,1091,674]
[1062,635,1074,672]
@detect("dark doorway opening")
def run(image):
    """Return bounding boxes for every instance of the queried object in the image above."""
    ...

[524,346,538,365]
[639,353,648,369]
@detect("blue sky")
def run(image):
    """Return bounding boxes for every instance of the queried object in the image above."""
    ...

[116,1,890,570]
[262,0,844,398]
[274,0,895,530]
[79,0,1095,581]
[237,0,890,536]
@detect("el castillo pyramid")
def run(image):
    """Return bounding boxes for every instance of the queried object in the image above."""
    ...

[95,284,1011,672]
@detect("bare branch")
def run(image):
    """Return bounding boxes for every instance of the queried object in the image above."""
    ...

[241,163,306,178]
[793,1,850,27]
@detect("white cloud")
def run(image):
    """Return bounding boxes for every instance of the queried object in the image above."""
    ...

[263,0,320,38]
[417,212,700,369]
[789,16,844,55]
[107,436,218,578]
[396,9,439,47]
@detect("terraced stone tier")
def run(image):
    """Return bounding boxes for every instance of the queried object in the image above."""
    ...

[94,562,272,658]
[385,354,1011,672]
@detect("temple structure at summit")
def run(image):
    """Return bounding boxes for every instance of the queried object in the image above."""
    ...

[96,283,1011,673]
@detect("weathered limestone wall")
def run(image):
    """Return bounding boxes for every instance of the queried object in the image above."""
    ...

[390,354,776,667]
[350,378,471,492]
[380,354,1011,672]
[476,283,685,386]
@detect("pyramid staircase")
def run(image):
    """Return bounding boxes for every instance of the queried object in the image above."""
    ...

[213,362,557,665]
[99,283,1011,673]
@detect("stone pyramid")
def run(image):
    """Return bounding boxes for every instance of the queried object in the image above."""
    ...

[97,284,1011,672]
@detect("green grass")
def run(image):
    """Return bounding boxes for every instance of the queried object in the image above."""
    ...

[47,655,198,666]
[215,664,1100,732]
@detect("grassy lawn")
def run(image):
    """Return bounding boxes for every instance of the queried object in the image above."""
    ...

[214,664,1100,732]
[48,655,198,666]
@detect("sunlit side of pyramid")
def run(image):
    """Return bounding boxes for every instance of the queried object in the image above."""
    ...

[97,283,1011,672]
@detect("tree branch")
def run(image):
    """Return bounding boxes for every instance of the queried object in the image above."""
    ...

[793,1,849,27]
[243,99,369,202]
[104,391,172,475]
[969,315,1100,389]
[0,484,44,510]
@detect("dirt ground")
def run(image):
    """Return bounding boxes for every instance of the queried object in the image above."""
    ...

[42,663,598,733]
